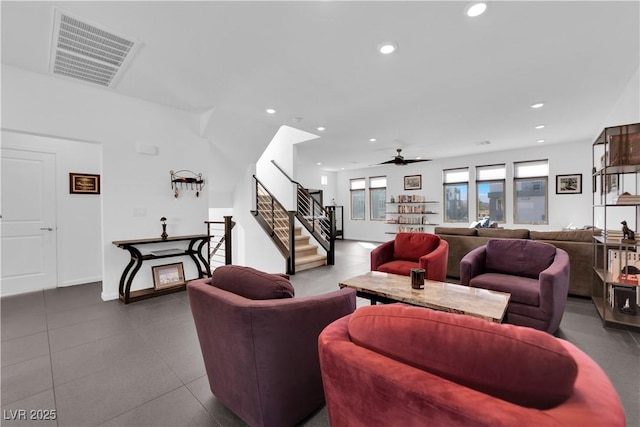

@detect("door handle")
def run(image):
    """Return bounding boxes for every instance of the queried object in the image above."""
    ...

[40,227,54,231]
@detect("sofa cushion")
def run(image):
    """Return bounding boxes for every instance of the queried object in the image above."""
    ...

[478,228,530,239]
[377,260,420,276]
[394,233,440,262]
[485,239,556,279]
[530,229,595,243]
[470,273,540,306]
[348,304,578,409]
[434,227,478,236]
[210,265,294,300]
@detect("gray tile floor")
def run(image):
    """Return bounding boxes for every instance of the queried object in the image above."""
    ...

[1,240,639,426]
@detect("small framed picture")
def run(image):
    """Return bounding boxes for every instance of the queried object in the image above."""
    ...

[404,175,422,191]
[556,174,582,194]
[152,262,185,289]
[70,173,100,194]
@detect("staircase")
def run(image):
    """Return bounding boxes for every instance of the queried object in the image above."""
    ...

[252,176,329,274]
[294,227,327,271]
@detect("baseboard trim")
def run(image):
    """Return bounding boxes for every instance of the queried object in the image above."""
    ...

[101,291,119,301]
[59,276,102,287]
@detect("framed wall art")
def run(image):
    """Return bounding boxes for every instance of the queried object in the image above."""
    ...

[152,262,185,289]
[556,174,582,194]
[69,173,101,194]
[404,175,422,191]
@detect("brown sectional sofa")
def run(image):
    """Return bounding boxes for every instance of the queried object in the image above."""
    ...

[434,227,596,297]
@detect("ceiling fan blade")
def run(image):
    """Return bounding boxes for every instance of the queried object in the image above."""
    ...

[402,159,431,163]
[377,159,399,165]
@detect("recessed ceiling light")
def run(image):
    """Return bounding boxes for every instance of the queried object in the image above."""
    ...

[416,157,422,160]
[378,42,397,55]
[530,102,545,109]
[535,124,545,129]
[369,138,377,142]
[316,162,322,166]
[317,126,326,131]
[266,108,276,114]
[537,139,545,143]
[465,2,487,17]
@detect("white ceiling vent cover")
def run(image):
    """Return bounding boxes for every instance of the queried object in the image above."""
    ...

[49,9,139,87]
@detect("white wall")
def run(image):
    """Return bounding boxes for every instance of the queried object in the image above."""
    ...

[1,131,103,287]
[256,126,319,209]
[336,140,593,243]
[295,164,337,207]
[605,67,640,127]
[2,65,209,300]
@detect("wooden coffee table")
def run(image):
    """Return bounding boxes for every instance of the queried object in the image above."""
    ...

[339,271,510,323]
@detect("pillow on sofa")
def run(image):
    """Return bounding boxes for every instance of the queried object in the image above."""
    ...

[210,265,295,300]
[394,233,440,261]
[348,304,578,409]
[485,239,556,279]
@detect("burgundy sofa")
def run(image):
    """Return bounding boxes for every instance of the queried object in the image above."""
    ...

[318,304,625,427]
[460,239,570,333]
[370,232,448,281]
[188,265,356,427]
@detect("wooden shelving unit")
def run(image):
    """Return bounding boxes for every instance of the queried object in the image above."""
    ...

[385,196,439,234]
[592,122,640,330]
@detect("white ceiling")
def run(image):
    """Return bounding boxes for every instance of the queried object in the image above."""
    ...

[2,1,639,171]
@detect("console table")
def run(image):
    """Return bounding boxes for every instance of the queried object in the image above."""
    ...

[112,234,210,304]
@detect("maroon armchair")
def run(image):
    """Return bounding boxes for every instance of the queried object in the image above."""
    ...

[460,239,570,333]
[371,232,448,282]
[319,304,625,427]
[187,265,356,427]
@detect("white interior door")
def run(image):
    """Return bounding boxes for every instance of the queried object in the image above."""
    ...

[1,148,57,296]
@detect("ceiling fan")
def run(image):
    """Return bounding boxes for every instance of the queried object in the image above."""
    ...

[376,149,430,166]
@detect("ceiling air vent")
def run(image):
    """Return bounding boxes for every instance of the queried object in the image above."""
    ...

[49,9,139,87]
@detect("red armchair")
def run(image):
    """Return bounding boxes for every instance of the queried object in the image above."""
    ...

[371,233,448,282]
[319,304,625,427]
[188,265,356,427]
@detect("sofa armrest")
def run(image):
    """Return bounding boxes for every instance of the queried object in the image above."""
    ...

[538,249,570,332]
[460,246,487,286]
[371,240,395,271]
[419,239,449,282]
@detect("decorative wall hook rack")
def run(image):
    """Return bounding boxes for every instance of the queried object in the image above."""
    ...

[170,170,205,198]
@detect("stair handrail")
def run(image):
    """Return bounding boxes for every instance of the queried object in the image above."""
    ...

[270,160,335,265]
[205,216,235,267]
[252,175,296,274]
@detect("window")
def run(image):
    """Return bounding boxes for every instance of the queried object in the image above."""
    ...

[476,164,506,223]
[369,176,387,221]
[514,160,548,224]
[350,178,366,220]
[443,168,469,222]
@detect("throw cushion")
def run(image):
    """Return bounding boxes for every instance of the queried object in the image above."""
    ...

[348,304,578,409]
[394,233,440,262]
[485,239,556,279]
[210,265,294,300]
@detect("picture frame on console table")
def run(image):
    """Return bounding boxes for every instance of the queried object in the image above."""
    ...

[404,175,422,191]
[152,262,185,289]
[556,174,582,194]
